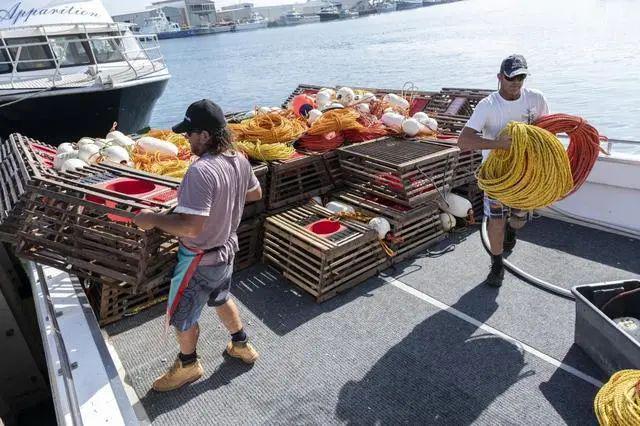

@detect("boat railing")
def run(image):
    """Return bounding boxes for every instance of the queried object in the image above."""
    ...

[0,23,167,90]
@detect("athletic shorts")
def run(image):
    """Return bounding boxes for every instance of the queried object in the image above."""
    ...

[170,262,233,332]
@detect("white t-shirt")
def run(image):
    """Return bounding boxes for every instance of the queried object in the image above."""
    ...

[465,88,549,159]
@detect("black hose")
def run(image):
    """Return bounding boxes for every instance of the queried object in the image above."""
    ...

[480,217,575,300]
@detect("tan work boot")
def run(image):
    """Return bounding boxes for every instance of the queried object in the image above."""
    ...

[226,341,259,364]
[152,358,203,392]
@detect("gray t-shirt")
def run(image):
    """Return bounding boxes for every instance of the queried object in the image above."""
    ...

[174,151,260,265]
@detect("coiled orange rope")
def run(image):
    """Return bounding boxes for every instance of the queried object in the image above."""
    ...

[298,131,345,153]
[534,113,606,197]
[228,110,307,144]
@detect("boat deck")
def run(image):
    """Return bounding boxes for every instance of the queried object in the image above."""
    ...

[105,216,640,425]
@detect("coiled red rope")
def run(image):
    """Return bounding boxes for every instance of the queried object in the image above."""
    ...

[534,113,607,197]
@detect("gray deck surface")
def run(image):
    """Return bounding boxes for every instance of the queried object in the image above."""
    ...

[106,216,640,425]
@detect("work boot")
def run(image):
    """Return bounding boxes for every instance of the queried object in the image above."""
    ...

[503,224,517,252]
[152,358,203,392]
[226,341,259,364]
[485,260,505,288]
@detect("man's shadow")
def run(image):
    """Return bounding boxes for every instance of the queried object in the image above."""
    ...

[334,282,533,424]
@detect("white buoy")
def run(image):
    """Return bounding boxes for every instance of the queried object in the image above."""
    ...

[311,196,323,205]
[383,93,410,110]
[368,217,391,240]
[307,109,323,124]
[355,103,370,114]
[381,112,405,130]
[439,193,472,218]
[54,151,78,171]
[61,158,87,173]
[440,212,457,231]
[412,112,430,123]
[325,201,355,214]
[423,117,438,132]
[78,144,101,164]
[336,87,356,106]
[401,118,425,137]
[56,143,75,154]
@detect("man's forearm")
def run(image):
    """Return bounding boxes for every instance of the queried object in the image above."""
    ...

[146,213,195,238]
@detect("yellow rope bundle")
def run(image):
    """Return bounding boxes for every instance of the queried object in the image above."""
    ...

[234,140,295,162]
[594,370,640,426]
[307,109,364,136]
[477,121,573,210]
[228,110,307,144]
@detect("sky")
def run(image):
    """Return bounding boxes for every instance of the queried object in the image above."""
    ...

[102,0,301,15]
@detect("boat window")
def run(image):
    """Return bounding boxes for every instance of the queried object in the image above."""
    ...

[4,37,55,72]
[0,41,11,74]
[50,35,92,67]
[89,33,125,63]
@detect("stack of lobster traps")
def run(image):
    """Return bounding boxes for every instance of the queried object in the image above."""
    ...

[263,203,387,301]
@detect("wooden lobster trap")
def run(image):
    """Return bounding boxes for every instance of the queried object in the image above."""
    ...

[421,136,482,188]
[337,137,459,207]
[281,84,326,108]
[242,162,268,220]
[0,137,30,243]
[9,134,180,292]
[266,152,335,210]
[423,88,492,118]
[333,190,445,264]
[263,204,387,302]
[85,277,170,326]
[235,216,262,271]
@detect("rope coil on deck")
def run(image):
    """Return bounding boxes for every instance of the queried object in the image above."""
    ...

[594,370,640,426]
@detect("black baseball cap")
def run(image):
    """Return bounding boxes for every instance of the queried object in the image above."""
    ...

[500,54,530,78]
[172,99,226,134]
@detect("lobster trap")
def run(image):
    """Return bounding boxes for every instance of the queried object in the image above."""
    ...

[423,88,492,118]
[263,204,387,301]
[333,190,445,264]
[8,134,180,291]
[266,152,335,210]
[338,137,459,207]
[235,216,262,271]
[242,162,268,220]
[422,136,482,188]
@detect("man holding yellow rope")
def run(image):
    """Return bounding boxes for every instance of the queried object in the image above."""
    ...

[458,55,549,287]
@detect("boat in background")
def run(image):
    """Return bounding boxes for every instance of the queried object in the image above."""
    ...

[319,5,342,21]
[0,0,170,143]
[235,13,269,31]
[376,1,397,13]
[396,0,423,10]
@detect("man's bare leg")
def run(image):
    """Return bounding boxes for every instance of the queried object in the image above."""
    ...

[177,322,200,355]
[216,298,259,363]
[215,299,243,334]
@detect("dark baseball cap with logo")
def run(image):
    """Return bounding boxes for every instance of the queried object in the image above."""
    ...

[172,99,227,134]
[500,54,530,78]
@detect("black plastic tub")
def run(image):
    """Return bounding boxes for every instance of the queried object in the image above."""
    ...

[572,280,640,375]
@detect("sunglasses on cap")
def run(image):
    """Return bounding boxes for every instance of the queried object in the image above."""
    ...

[504,74,526,82]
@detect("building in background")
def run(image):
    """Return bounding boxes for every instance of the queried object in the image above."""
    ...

[113,0,217,29]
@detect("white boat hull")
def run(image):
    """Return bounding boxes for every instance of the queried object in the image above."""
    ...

[236,21,268,31]
[542,153,640,236]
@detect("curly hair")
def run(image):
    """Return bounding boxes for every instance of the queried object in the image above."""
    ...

[202,126,234,155]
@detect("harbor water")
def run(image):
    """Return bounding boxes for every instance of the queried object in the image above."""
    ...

[149,0,640,154]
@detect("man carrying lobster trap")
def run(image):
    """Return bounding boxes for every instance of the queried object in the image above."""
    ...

[133,99,263,392]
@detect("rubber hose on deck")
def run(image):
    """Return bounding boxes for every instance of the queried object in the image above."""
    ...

[480,217,574,299]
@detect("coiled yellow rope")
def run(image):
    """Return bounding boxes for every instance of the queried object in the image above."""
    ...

[228,110,307,144]
[235,140,295,162]
[477,121,573,210]
[594,370,640,426]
